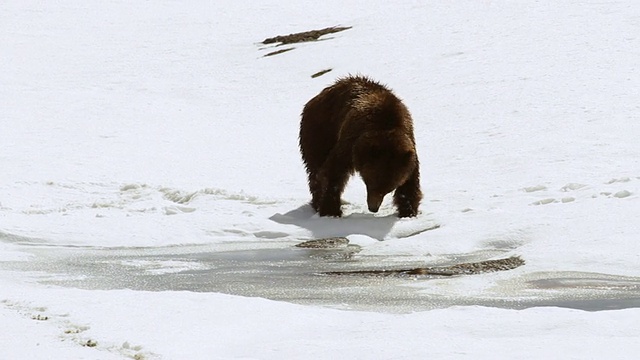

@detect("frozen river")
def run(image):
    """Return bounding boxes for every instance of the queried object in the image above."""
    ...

[5,242,640,313]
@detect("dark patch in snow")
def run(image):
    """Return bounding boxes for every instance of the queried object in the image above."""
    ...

[262,26,351,45]
[263,47,295,57]
[326,256,525,277]
[311,69,333,78]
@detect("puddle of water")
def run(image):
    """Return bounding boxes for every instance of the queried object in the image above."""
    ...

[3,244,640,313]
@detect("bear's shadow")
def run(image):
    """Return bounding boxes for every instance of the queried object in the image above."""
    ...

[269,204,398,240]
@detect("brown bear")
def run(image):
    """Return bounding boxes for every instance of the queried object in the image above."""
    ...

[299,75,422,218]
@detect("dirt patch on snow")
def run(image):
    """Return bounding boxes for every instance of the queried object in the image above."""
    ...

[262,26,352,45]
[311,69,333,78]
[326,256,525,277]
[296,237,525,277]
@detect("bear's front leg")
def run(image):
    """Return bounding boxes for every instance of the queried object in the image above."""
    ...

[393,167,422,218]
[318,185,343,217]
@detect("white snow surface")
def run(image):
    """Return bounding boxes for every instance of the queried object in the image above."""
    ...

[2,0,640,359]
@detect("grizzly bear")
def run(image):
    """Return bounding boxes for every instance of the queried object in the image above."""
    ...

[299,75,422,218]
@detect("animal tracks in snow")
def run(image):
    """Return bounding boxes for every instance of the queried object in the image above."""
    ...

[524,177,636,206]
[0,300,155,359]
[2,181,280,218]
[0,181,298,246]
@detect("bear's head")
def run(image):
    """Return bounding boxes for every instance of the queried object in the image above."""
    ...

[352,131,417,213]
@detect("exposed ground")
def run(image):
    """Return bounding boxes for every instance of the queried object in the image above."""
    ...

[296,238,525,276]
[260,26,349,78]
[326,256,525,277]
[311,69,333,78]
[262,26,352,45]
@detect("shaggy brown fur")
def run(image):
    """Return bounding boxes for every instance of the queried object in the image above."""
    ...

[299,75,422,217]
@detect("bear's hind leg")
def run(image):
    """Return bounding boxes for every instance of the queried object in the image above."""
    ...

[317,169,350,217]
[393,167,422,218]
[307,172,322,212]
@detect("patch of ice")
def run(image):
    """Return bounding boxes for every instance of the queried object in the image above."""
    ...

[613,190,632,199]
[0,244,34,262]
[531,198,557,205]
[522,185,547,193]
[253,231,290,239]
[561,183,587,192]
[606,177,631,184]
[118,260,207,274]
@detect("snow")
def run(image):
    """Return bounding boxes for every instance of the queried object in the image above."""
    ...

[3,283,639,360]
[2,0,640,358]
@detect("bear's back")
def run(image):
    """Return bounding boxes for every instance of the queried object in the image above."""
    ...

[337,76,413,136]
[300,75,415,169]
